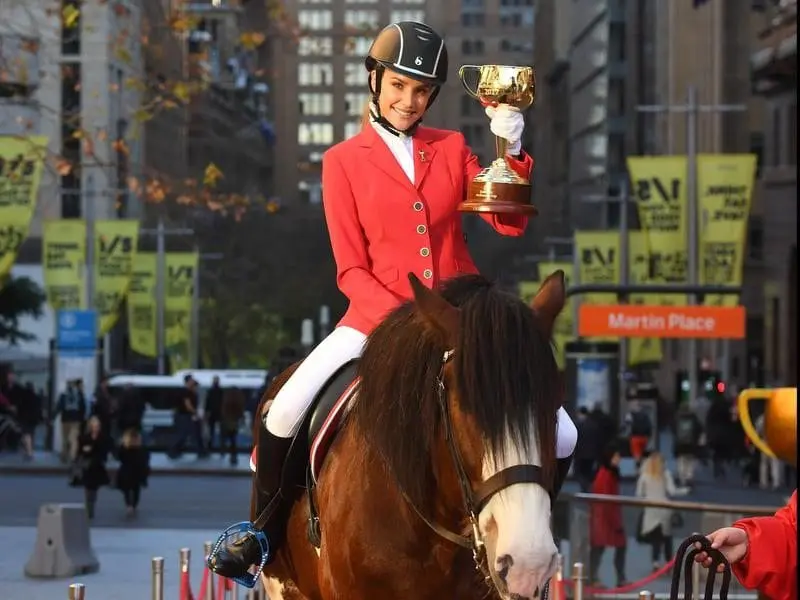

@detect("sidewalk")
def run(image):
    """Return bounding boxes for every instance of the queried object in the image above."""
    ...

[0,450,252,477]
[0,526,223,600]
[0,437,670,479]
[0,525,756,600]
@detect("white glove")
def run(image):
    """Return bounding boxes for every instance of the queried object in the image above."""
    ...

[485,104,524,156]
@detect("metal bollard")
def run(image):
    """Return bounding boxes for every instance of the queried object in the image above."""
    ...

[180,547,191,574]
[572,562,585,600]
[68,583,86,600]
[151,556,165,600]
[639,592,655,600]
[203,541,216,600]
[550,554,564,600]
[246,586,260,600]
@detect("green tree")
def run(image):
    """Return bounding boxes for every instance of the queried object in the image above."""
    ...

[0,275,46,344]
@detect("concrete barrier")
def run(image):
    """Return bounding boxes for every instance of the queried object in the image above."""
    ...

[24,503,100,578]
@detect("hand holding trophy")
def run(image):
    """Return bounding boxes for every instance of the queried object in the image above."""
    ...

[457,64,536,214]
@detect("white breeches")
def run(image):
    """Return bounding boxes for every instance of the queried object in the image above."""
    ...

[264,326,367,438]
[262,323,579,458]
[556,407,578,459]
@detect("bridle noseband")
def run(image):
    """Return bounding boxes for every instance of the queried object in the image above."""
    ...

[402,349,559,584]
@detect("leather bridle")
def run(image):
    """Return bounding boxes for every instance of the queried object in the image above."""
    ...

[401,349,564,587]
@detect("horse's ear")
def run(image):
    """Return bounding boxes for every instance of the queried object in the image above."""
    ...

[409,273,460,344]
[531,269,566,336]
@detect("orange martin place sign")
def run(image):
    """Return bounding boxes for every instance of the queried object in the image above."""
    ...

[578,304,746,339]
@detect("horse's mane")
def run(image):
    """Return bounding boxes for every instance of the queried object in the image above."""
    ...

[351,274,561,511]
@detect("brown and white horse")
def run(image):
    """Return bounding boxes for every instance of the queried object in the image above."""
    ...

[254,271,568,600]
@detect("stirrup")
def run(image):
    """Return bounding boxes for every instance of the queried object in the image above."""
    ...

[207,521,270,589]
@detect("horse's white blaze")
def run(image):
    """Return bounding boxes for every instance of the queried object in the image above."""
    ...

[478,407,578,598]
[262,575,285,599]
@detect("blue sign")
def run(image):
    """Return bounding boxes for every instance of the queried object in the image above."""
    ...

[56,310,97,350]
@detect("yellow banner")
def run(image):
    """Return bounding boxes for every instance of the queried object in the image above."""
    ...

[127,253,158,357]
[698,154,756,307]
[574,231,619,343]
[43,220,86,310]
[0,136,47,283]
[627,155,689,234]
[94,220,140,335]
[627,155,689,306]
[627,231,663,365]
[538,261,573,370]
[165,252,197,372]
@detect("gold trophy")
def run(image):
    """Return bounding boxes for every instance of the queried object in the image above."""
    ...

[737,387,797,466]
[457,65,536,215]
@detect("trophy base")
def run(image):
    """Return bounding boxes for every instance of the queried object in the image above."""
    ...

[458,158,538,215]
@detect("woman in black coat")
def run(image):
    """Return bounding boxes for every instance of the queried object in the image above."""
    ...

[115,428,150,517]
[74,416,111,519]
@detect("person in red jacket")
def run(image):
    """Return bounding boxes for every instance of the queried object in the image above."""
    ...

[209,20,578,580]
[589,445,629,588]
[694,490,796,600]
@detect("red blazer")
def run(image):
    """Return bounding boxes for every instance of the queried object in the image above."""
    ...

[589,466,626,547]
[731,490,796,600]
[322,124,533,334]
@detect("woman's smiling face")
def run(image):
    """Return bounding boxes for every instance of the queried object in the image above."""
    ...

[372,69,434,131]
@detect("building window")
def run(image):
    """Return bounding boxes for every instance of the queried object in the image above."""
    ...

[299,93,334,115]
[771,106,781,166]
[461,12,486,26]
[299,180,322,204]
[390,10,426,22]
[298,10,333,30]
[61,0,81,55]
[462,39,485,54]
[789,102,796,164]
[344,10,380,30]
[750,131,764,178]
[300,0,331,3]
[344,62,365,86]
[60,63,81,218]
[346,0,377,3]
[299,122,334,145]
[345,92,370,116]
[298,62,333,86]
[298,37,333,56]
[747,216,764,262]
[344,121,361,139]
[345,36,372,56]
[463,0,485,6]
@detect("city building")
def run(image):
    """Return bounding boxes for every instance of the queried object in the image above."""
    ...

[750,0,797,386]
[647,0,771,396]
[531,0,572,246]
[268,0,536,211]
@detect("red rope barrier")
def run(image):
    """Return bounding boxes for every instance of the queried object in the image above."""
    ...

[179,568,193,600]
[562,557,676,595]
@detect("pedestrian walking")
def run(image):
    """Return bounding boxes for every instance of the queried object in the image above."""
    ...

[114,428,150,518]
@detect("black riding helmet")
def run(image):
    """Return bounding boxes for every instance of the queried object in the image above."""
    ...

[365,21,448,136]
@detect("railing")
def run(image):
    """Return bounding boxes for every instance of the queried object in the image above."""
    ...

[554,492,779,598]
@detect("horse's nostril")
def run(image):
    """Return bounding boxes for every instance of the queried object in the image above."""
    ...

[495,553,514,582]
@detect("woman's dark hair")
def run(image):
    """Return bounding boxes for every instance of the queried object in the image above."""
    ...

[600,442,620,467]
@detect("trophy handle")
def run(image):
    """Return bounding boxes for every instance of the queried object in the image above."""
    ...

[737,388,776,458]
[458,65,482,99]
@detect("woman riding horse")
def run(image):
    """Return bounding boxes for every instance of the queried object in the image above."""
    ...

[208,20,578,593]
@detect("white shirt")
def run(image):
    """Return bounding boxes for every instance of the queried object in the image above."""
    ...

[370,118,415,183]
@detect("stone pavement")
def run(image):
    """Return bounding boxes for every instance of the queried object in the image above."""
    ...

[0,450,253,477]
[0,525,759,600]
[0,526,227,600]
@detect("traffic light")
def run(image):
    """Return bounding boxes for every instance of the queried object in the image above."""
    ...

[675,369,726,404]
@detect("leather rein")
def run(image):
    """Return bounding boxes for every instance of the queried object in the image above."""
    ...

[400,349,557,584]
